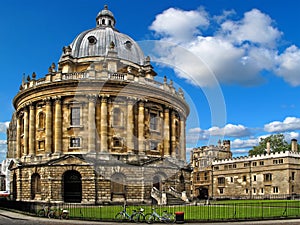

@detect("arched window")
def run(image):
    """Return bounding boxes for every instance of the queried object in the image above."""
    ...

[31,173,41,200]
[111,173,126,194]
[102,19,105,25]
[38,112,45,129]
[175,120,180,140]
[20,117,24,135]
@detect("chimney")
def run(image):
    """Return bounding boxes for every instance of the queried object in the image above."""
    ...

[266,141,271,154]
[291,139,298,152]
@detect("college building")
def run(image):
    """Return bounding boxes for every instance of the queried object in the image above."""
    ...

[191,139,300,200]
[6,5,191,205]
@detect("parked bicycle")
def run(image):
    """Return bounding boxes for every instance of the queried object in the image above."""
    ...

[115,204,146,223]
[37,205,50,217]
[114,204,133,222]
[131,207,146,223]
[145,208,175,224]
[48,206,69,219]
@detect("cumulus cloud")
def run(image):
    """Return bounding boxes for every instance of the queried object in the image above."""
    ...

[149,7,209,42]
[231,138,259,149]
[264,117,300,133]
[0,122,9,133]
[149,7,300,87]
[208,124,251,137]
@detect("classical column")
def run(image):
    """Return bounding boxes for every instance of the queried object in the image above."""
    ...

[171,111,176,157]
[45,98,52,155]
[138,101,145,154]
[163,107,170,156]
[28,104,35,156]
[126,99,134,153]
[88,95,97,152]
[100,96,108,152]
[16,114,21,158]
[23,107,29,156]
[180,115,186,161]
[54,97,62,155]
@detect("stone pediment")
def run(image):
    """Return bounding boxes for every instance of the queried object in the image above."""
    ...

[8,159,21,170]
[47,154,90,166]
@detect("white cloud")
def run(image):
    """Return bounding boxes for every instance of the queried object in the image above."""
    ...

[276,45,300,86]
[220,9,282,47]
[231,138,259,149]
[149,7,209,42]
[149,7,300,87]
[264,117,300,133]
[0,122,9,133]
[284,132,300,141]
[208,124,251,137]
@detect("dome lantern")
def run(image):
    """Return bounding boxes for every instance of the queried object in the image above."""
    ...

[96,5,116,28]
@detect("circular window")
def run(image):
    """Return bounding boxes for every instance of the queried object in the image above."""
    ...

[88,36,97,45]
[124,40,132,49]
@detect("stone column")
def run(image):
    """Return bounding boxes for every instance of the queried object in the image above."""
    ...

[163,107,170,156]
[100,96,108,152]
[28,104,35,156]
[180,115,186,161]
[45,98,52,155]
[16,114,21,158]
[126,99,134,153]
[171,111,176,157]
[88,95,97,152]
[138,101,145,154]
[23,107,29,156]
[54,97,62,155]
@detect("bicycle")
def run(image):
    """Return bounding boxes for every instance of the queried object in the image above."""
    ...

[145,208,175,224]
[37,205,50,217]
[131,207,146,223]
[48,206,69,219]
[114,204,133,222]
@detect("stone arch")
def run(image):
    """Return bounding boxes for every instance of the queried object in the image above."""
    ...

[152,172,167,191]
[62,170,82,203]
[111,172,126,201]
[31,173,41,200]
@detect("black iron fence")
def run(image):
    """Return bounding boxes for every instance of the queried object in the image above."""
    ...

[1,199,300,222]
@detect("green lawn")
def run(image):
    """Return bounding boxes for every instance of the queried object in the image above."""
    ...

[62,200,300,221]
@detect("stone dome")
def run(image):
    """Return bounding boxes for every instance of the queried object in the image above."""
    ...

[59,5,145,65]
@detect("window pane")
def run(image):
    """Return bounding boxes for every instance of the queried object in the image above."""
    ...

[71,107,80,125]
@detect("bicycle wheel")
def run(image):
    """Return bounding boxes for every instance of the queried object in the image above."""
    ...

[145,213,155,224]
[37,209,45,217]
[115,212,127,222]
[167,213,175,224]
[48,210,55,219]
[132,212,145,223]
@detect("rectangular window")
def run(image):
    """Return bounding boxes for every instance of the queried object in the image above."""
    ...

[253,175,257,182]
[264,173,272,182]
[252,162,257,166]
[218,177,225,184]
[253,188,256,194]
[231,177,234,183]
[292,172,295,181]
[261,188,264,194]
[219,188,224,194]
[214,166,219,171]
[245,188,249,194]
[244,163,250,167]
[71,107,81,126]
[243,175,247,182]
[38,140,45,150]
[273,160,278,164]
[150,113,158,131]
[204,172,208,181]
[150,141,158,150]
[273,186,279,193]
[233,164,237,168]
[70,137,81,148]
[260,161,264,166]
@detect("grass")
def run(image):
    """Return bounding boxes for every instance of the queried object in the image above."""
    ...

[62,200,300,221]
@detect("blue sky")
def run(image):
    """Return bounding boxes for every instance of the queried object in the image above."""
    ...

[1,0,300,162]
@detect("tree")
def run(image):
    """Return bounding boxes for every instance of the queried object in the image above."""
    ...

[248,134,289,156]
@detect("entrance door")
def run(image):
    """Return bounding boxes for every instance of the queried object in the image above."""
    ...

[63,170,82,203]
[198,187,209,200]
[153,175,161,191]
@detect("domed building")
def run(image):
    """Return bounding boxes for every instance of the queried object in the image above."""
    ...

[7,5,190,204]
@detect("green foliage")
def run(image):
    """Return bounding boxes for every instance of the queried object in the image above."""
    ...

[249,134,289,156]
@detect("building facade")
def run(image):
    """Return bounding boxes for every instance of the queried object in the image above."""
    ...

[191,139,300,200]
[7,5,190,204]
